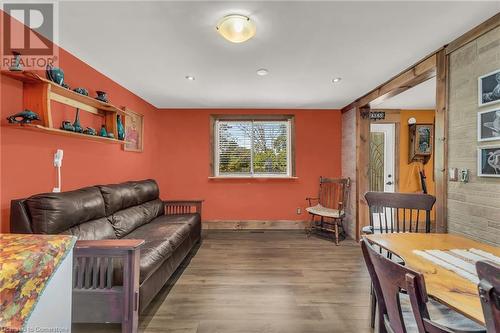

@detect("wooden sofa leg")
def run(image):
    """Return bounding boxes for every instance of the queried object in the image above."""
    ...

[122,248,140,333]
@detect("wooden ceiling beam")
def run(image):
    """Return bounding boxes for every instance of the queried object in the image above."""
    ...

[341,53,438,113]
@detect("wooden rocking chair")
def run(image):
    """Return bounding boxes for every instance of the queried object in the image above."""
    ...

[306,177,351,245]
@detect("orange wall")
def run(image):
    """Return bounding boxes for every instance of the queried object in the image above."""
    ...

[1,50,163,232]
[398,110,435,196]
[156,109,342,222]
[0,11,342,231]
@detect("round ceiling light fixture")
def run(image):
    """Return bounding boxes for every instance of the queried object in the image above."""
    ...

[216,14,256,43]
[256,68,269,76]
[185,75,195,81]
[332,77,342,83]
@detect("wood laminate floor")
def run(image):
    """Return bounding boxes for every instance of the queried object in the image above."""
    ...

[73,231,372,333]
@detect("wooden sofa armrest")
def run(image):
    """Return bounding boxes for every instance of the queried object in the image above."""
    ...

[76,239,144,251]
[163,200,203,215]
[73,239,144,331]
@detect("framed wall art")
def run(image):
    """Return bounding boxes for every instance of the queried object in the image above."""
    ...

[478,69,500,107]
[477,108,500,142]
[477,145,500,177]
[123,108,144,152]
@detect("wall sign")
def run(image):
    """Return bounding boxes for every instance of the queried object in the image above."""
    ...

[370,111,386,120]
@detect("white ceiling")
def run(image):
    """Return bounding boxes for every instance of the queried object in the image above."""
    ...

[57,1,500,109]
[373,77,436,110]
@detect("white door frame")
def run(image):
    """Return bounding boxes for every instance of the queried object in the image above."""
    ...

[370,123,396,193]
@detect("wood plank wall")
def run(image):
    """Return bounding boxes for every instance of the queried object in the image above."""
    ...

[447,26,500,246]
[342,108,357,239]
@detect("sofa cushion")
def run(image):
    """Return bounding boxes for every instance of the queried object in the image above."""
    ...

[26,187,106,234]
[121,214,200,283]
[109,199,163,238]
[98,179,160,216]
[60,217,117,240]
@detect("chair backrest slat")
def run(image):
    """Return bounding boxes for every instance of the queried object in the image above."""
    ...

[318,177,350,211]
[365,192,436,234]
[476,261,500,333]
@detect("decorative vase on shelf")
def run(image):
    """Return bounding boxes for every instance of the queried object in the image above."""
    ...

[73,108,83,133]
[117,115,125,140]
[99,125,108,137]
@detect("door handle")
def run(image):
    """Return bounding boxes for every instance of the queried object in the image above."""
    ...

[386,181,393,185]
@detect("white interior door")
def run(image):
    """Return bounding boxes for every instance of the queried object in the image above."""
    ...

[370,123,395,193]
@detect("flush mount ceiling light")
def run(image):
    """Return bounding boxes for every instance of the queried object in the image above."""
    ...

[332,77,342,83]
[216,14,256,43]
[185,75,195,81]
[256,68,269,76]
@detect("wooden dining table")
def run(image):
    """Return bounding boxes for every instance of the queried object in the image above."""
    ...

[364,233,500,325]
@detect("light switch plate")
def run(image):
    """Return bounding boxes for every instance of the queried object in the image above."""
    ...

[449,168,458,181]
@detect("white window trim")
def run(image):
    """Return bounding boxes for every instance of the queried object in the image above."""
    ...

[214,119,292,178]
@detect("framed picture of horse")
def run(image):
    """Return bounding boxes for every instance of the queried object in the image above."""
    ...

[478,145,500,177]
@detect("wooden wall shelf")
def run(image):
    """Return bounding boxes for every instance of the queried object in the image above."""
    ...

[5,124,124,144]
[1,70,125,144]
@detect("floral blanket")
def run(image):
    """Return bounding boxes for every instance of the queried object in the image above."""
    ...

[0,234,76,332]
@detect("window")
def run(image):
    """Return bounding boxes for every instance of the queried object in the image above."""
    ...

[213,116,294,178]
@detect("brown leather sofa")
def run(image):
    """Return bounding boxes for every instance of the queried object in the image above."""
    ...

[10,179,202,332]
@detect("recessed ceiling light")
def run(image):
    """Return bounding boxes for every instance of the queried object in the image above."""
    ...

[256,68,269,76]
[332,77,342,83]
[216,14,256,43]
[185,75,195,81]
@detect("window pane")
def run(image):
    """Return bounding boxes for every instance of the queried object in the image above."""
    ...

[218,121,252,174]
[252,121,288,174]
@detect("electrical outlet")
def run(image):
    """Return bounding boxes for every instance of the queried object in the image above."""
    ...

[296,208,302,215]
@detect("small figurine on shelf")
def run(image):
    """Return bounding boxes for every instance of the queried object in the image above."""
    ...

[61,121,75,132]
[95,91,109,103]
[7,109,40,124]
[117,114,125,140]
[107,132,115,139]
[73,88,89,96]
[99,125,108,137]
[83,127,97,136]
[73,108,83,133]
[9,51,23,71]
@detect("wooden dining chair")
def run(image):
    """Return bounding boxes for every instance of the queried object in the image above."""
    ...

[363,192,436,235]
[361,238,486,333]
[306,177,350,245]
[476,261,500,333]
[364,192,436,328]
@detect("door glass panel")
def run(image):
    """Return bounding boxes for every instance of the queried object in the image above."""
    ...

[370,132,385,192]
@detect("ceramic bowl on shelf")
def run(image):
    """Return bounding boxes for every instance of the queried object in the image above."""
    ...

[95,91,109,103]
[73,87,89,96]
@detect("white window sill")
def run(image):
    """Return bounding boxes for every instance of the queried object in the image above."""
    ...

[208,176,298,180]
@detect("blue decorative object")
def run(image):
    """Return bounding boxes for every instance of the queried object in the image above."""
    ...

[117,115,125,140]
[99,125,108,137]
[7,109,40,124]
[46,65,65,85]
[73,108,83,133]
[83,127,97,136]
[61,121,75,132]
[95,91,108,103]
[9,51,22,71]
[73,87,89,96]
